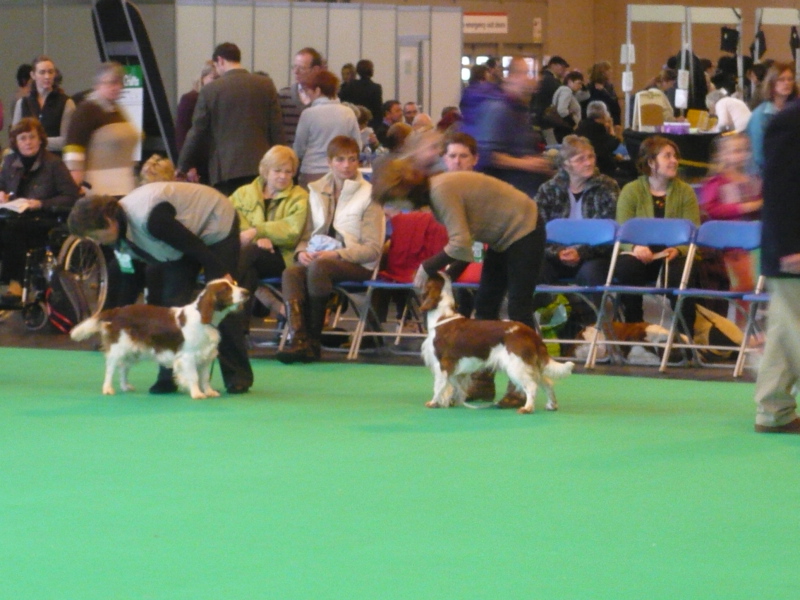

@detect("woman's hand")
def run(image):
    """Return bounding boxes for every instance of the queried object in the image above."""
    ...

[0,192,8,204]
[256,238,275,252]
[240,228,257,247]
[663,247,680,262]
[741,199,763,214]
[780,253,800,274]
[558,247,581,267]
[632,245,654,263]
[313,250,340,262]
[297,251,314,266]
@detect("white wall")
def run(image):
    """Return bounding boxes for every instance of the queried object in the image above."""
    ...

[175,1,462,121]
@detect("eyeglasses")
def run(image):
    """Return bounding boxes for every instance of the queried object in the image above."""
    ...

[569,153,596,165]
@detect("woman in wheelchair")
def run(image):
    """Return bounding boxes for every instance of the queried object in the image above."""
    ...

[0,117,79,303]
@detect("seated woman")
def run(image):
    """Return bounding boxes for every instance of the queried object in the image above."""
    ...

[229,145,308,306]
[535,135,619,334]
[294,71,362,189]
[276,136,384,364]
[12,55,76,154]
[615,136,701,334]
[372,156,545,408]
[0,117,79,301]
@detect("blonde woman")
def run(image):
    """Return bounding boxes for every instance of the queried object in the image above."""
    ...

[229,145,308,298]
[139,154,176,184]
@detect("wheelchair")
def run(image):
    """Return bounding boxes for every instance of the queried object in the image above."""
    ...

[1,226,108,331]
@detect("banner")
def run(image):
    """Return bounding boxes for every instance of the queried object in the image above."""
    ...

[463,12,508,35]
[119,64,144,161]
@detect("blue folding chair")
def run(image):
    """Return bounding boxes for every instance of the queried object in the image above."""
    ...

[659,220,761,373]
[585,217,697,368]
[734,274,769,377]
[535,218,618,357]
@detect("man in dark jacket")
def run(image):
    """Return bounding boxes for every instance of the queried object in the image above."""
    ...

[753,98,800,434]
[338,59,383,129]
[530,55,569,125]
[178,42,285,196]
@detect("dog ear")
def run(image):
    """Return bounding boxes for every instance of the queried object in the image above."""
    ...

[197,288,216,324]
[419,278,442,311]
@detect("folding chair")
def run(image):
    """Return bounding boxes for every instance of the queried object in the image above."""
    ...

[534,218,618,357]
[659,220,761,373]
[249,277,288,349]
[343,212,451,359]
[585,217,697,368]
[733,274,769,377]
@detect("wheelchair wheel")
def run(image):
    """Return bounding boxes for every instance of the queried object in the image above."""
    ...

[57,235,108,318]
[22,300,50,331]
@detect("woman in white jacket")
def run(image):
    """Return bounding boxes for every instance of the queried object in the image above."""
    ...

[277,136,385,363]
[550,71,584,143]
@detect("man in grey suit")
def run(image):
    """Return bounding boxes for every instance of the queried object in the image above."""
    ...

[178,42,285,196]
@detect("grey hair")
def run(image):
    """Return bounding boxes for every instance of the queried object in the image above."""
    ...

[586,100,609,120]
[706,89,727,111]
[558,135,595,167]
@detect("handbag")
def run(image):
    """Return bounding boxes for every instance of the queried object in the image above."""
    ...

[542,105,571,130]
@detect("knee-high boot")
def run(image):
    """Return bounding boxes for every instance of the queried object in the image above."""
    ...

[276,298,318,364]
[305,295,328,357]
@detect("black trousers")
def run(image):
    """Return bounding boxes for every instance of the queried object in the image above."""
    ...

[145,223,253,390]
[474,216,546,330]
[613,253,697,335]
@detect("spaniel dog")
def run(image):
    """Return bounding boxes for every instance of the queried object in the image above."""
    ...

[420,273,574,414]
[70,279,249,399]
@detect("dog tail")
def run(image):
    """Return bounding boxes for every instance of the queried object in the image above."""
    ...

[544,359,574,380]
[69,317,102,342]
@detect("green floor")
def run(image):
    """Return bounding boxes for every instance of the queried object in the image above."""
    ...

[1,347,797,599]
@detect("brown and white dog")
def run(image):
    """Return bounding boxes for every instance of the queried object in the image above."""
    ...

[419,273,574,414]
[70,278,249,399]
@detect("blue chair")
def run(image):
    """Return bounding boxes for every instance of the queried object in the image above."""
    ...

[734,274,769,377]
[535,218,618,357]
[585,217,697,368]
[659,220,762,373]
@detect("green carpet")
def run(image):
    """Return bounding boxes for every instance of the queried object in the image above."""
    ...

[1,347,797,599]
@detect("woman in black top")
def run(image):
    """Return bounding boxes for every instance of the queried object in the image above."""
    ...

[12,56,75,154]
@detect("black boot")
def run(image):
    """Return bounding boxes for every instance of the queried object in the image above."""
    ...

[305,296,329,358]
[149,366,178,394]
[276,299,318,364]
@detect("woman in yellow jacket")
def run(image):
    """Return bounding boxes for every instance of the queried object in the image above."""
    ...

[229,145,308,297]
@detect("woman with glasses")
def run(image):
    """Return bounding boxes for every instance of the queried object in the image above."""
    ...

[12,55,75,154]
[535,135,619,334]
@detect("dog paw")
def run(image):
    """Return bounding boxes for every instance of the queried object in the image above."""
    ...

[205,389,220,398]
[102,386,115,395]
[517,406,534,415]
[546,401,558,411]
[121,384,135,392]
[190,391,208,400]
[425,400,442,408]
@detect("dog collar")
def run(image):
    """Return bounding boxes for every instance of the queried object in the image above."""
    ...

[432,314,465,329]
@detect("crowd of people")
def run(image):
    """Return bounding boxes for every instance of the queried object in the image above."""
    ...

[1,42,799,433]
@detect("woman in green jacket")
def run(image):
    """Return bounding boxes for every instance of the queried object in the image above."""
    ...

[615,136,701,333]
[229,145,308,295]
